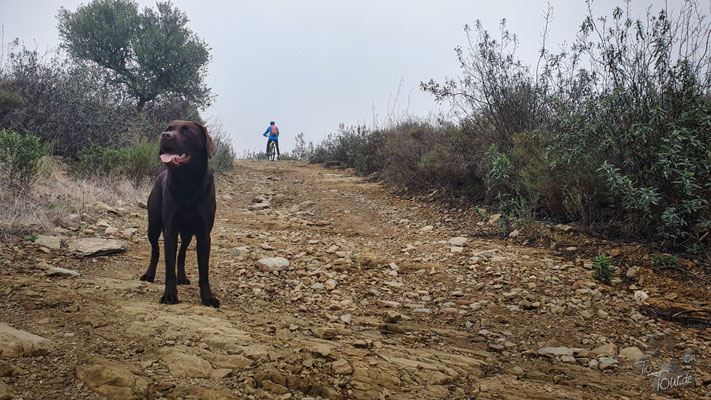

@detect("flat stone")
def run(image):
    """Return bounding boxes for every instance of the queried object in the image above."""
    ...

[420,225,434,232]
[158,348,229,379]
[312,327,337,339]
[256,257,290,272]
[248,202,271,210]
[311,343,333,358]
[332,359,353,375]
[384,281,403,289]
[46,266,80,278]
[626,266,640,279]
[591,343,617,358]
[618,347,645,361]
[35,235,61,249]
[69,238,126,257]
[598,357,619,370]
[448,237,468,246]
[0,323,54,357]
[383,310,402,323]
[94,202,118,214]
[377,300,401,308]
[537,347,574,357]
[76,357,150,399]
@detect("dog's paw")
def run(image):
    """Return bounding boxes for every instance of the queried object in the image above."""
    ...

[176,276,191,285]
[159,293,179,305]
[139,273,155,283]
[203,297,220,308]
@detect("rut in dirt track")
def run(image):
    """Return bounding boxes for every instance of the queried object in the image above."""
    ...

[0,160,709,400]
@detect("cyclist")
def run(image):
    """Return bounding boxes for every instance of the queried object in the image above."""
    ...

[262,121,280,160]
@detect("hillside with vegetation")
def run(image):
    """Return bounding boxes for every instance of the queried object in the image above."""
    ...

[305,2,711,265]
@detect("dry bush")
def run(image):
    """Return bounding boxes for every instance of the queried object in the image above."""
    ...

[0,156,149,236]
[379,121,478,195]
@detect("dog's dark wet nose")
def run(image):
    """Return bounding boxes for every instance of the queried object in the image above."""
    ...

[160,131,174,140]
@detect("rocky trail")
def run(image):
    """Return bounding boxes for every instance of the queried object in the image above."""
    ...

[1,160,709,399]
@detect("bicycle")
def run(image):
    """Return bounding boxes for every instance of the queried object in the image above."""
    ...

[266,140,277,161]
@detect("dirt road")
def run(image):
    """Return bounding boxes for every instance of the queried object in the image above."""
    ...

[1,160,709,399]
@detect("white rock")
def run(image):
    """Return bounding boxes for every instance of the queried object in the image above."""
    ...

[633,290,648,305]
[46,266,80,278]
[35,235,61,249]
[69,238,126,256]
[324,279,337,290]
[448,237,468,246]
[537,347,574,357]
[256,257,290,272]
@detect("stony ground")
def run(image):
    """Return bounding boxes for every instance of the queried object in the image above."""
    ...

[1,160,709,400]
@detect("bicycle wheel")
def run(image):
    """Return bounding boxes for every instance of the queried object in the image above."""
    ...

[267,142,275,161]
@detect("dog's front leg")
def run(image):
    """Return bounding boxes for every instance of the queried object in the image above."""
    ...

[160,229,179,304]
[176,231,192,285]
[196,232,219,308]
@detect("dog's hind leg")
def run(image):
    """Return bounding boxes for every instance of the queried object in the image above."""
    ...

[140,211,161,282]
[176,232,192,285]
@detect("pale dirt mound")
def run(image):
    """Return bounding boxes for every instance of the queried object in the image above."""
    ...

[0,160,709,399]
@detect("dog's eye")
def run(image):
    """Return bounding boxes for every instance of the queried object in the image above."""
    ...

[181,126,189,134]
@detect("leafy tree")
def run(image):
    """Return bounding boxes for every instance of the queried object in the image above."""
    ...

[58,0,212,111]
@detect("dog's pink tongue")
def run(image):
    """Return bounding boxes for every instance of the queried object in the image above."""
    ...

[160,153,179,163]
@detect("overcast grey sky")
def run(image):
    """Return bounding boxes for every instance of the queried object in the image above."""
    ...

[0,0,686,153]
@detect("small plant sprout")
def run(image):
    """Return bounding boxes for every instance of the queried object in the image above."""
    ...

[593,254,614,284]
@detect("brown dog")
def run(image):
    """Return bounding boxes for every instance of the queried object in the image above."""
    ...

[139,120,219,308]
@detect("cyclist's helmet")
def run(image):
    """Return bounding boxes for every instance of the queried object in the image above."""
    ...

[270,121,275,125]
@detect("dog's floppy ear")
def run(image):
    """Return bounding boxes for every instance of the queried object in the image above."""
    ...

[197,122,213,159]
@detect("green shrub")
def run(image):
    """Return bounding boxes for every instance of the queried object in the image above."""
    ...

[71,143,126,177]
[310,124,383,175]
[122,141,162,184]
[0,129,52,191]
[71,141,163,184]
[208,127,236,174]
[651,254,680,268]
[209,143,235,173]
[593,254,614,285]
